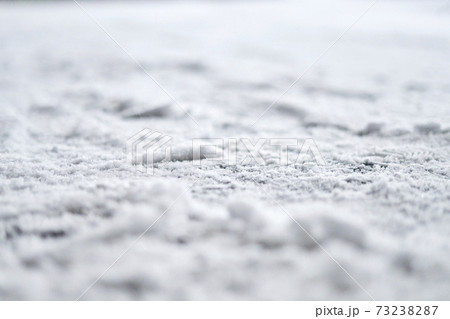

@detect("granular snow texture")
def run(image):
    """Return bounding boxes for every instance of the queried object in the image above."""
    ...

[0,0,449,300]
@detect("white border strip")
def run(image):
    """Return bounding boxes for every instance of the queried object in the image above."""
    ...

[1,301,449,319]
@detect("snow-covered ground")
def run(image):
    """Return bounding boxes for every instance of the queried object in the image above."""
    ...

[0,0,449,300]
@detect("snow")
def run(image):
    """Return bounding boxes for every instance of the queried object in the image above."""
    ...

[0,0,449,300]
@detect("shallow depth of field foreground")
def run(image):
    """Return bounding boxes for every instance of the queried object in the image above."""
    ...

[0,0,449,300]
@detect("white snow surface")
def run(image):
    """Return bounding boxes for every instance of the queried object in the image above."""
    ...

[0,0,449,300]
